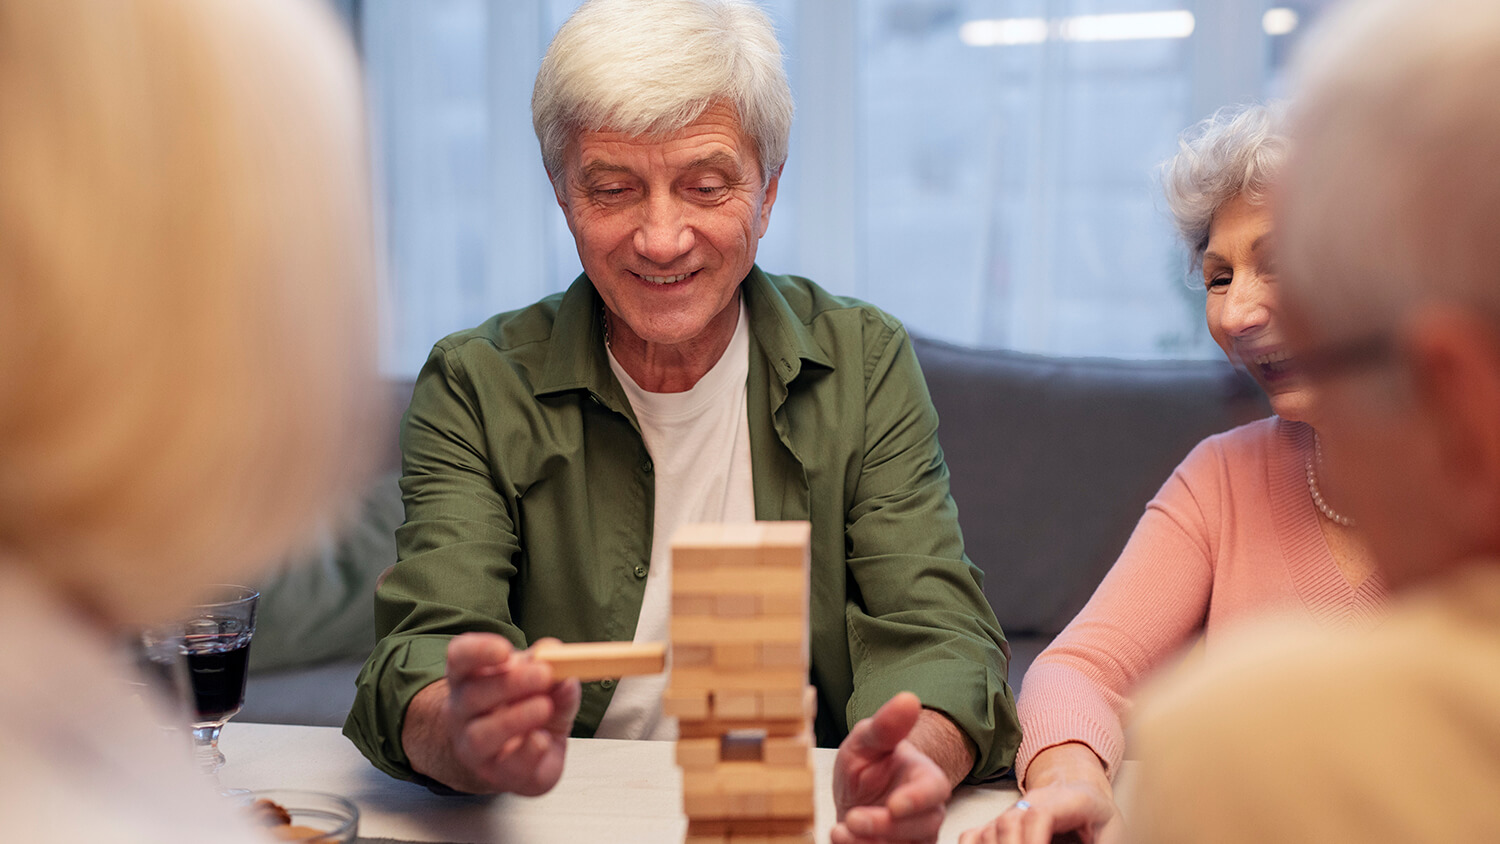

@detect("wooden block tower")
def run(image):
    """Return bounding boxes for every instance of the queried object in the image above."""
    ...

[666,522,817,844]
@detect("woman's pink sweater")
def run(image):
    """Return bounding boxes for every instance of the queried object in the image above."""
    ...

[1015,417,1389,785]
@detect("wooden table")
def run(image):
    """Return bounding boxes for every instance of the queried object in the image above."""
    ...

[220,723,1032,843]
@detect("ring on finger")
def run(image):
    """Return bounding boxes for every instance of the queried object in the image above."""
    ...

[1013,800,1031,811]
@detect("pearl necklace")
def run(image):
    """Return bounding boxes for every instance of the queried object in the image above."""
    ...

[1305,432,1355,527]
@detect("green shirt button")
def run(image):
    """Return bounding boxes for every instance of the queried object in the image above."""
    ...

[641,458,653,473]
[600,678,615,690]
[633,564,647,579]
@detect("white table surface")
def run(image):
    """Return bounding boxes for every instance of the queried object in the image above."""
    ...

[220,722,1030,843]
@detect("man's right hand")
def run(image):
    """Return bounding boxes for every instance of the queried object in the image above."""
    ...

[401,632,582,795]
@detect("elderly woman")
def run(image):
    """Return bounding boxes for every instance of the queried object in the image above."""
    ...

[960,103,1390,844]
[345,1,1019,840]
[0,0,375,839]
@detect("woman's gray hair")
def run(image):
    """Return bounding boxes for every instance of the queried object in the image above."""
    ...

[1161,102,1288,268]
[532,0,793,186]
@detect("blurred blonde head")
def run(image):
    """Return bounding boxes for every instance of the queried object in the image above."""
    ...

[0,0,378,626]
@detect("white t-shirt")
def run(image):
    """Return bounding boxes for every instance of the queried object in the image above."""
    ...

[595,297,756,740]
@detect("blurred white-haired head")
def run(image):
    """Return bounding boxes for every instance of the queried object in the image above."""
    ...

[1282,0,1500,339]
[532,0,794,187]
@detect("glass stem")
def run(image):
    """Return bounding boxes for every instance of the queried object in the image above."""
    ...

[193,722,226,774]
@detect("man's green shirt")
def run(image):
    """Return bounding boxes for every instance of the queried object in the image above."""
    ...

[344,268,1020,780]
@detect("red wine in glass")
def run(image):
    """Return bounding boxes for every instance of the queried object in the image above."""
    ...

[181,586,258,773]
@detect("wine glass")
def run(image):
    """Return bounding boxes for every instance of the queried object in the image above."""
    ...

[130,624,195,731]
[178,584,259,773]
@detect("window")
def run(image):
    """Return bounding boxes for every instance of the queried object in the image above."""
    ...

[351,0,1332,375]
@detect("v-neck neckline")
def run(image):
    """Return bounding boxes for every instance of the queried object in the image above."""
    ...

[1268,418,1390,629]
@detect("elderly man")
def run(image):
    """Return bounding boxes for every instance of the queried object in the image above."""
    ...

[344,0,1019,838]
[1127,0,1500,840]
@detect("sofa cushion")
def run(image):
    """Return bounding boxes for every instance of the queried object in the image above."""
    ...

[911,335,1269,640]
[247,471,403,673]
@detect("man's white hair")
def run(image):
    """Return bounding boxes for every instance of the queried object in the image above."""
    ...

[1283,0,1500,336]
[532,0,793,186]
[1161,103,1288,269]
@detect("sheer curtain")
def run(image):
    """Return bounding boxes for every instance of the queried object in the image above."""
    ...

[355,0,1330,376]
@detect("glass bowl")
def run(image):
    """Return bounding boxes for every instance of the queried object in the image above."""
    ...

[240,789,359,843]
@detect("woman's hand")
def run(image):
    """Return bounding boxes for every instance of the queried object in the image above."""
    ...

[958,743,1123,844]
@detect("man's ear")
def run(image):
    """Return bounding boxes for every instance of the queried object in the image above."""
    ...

[1406,306,1500,545]
[757,164,782,238]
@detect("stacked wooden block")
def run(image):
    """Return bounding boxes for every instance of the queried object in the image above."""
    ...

[667,521,817,844]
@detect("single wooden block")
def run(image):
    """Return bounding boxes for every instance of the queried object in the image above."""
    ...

[671,524,725,571]
[674,593,718,616]
[674,566,806,597]
[664,688,710,719]
[675,643,714,668]
[693,821,810,839]
[714,643,760,670]
[713,689,760,719]
[684,789,729,818]
[714,523,770,565]
[762,735,810,767]
[674,616,802,645]
[730,789,771,817]
[757,522,812,565]
[529,640,665,681]
[757,589,804,618]
[676,738,720,771]
[671,667,806,693]
[715,593,759,618]
[678,717,806,740]
[767,787,814,818]
[709,818,812,835]
[764,767,814,795]
[687,818,731,836]
[672,523,765,570]
[760,687,806,719]
[715,762,770,793]
[758,642,805,668]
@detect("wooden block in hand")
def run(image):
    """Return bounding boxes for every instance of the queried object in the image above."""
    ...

[529,640,665,681]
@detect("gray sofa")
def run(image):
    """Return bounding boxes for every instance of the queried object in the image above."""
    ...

[240,336,1268,727]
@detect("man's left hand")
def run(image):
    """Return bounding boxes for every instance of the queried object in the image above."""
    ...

[831,691,964,843]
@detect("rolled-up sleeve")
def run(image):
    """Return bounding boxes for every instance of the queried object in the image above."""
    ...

[343,344,527,781]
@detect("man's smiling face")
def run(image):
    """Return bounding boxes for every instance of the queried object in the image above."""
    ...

[554,102,778,349]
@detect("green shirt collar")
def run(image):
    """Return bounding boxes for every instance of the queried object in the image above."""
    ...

[533,265,834,401]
